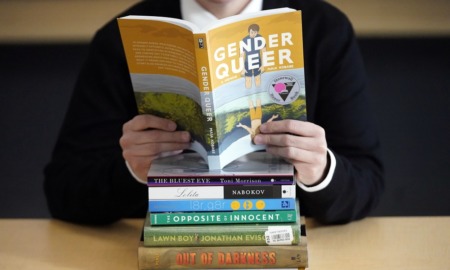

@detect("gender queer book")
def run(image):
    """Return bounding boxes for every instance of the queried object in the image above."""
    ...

[118,8,306,170]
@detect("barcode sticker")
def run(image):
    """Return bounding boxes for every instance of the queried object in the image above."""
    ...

[265,226,293,245]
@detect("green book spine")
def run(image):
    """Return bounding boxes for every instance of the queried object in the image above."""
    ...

[144,214,300,247]
[150,209,297,225]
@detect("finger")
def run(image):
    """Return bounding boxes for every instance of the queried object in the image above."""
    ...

[121,128,191,146]
[265,145,318,164]
[254,133,319,151]
[123,141,190,159]
[123,114,177,132]
[260,120,324,138]
[159,150,184,158]
[137,129,190,145]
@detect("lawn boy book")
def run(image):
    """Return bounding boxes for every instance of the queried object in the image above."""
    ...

[147,151,294,186]
[138,217,308,269]
[118,8,306,170]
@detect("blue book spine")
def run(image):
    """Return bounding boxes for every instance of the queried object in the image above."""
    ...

[148,198,296,212]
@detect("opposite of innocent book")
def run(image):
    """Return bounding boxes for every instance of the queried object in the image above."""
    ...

[149,208,297,226]
[118,8,307,170]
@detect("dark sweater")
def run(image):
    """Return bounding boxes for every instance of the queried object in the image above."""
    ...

[44,0,384,225]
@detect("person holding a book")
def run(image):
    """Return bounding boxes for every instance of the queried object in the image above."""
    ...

[44,0,384,225]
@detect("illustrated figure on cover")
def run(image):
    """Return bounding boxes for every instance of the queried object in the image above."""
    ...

[240,23,266,89]
[236,98,279,143]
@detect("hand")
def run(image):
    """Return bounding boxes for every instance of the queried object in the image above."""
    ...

[253,120,329,186]
[120,114,191,181]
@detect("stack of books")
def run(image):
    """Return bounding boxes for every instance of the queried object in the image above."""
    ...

[138,152,308,269]
[117,6,309,269]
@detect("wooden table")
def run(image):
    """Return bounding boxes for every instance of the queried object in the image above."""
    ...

[0,217,449,270]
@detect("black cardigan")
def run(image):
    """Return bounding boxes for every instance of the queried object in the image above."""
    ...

[44,0,384,225]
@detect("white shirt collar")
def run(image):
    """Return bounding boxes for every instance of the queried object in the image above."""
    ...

[181,0,263,28]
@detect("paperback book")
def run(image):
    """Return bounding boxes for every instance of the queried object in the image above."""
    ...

[149,208,297,226]
[118,8,306,170]
[147,184,296,200]
[147,151,294,186]
[148,198,296,212]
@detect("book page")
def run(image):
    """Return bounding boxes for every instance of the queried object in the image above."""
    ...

[118,19,198,88]
[118,18,209,154]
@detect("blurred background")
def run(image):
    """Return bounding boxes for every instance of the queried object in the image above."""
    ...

[1,0,449,218]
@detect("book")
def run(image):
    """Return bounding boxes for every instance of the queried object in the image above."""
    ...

[138,217,308,269]
[149,208,297,226]
[143,209,301,247]
[147,151,295,186]
[148,198,296,212]
[147,184,296,200]
[118,8,306,170]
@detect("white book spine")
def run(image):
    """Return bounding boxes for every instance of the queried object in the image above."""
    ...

[148,186,224,200]
[147,185,296,200]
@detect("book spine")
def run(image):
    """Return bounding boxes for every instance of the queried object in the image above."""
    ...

[138,244,308,269]
[147,185,296,200]
[193,33,219,166]
[150,209,297,225]
[148,175,294,186]
[144,223,299,247]
[148,198,296,212]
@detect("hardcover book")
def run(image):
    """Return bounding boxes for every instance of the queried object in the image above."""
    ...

[138,217,308,269]
[118,8,306,170]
